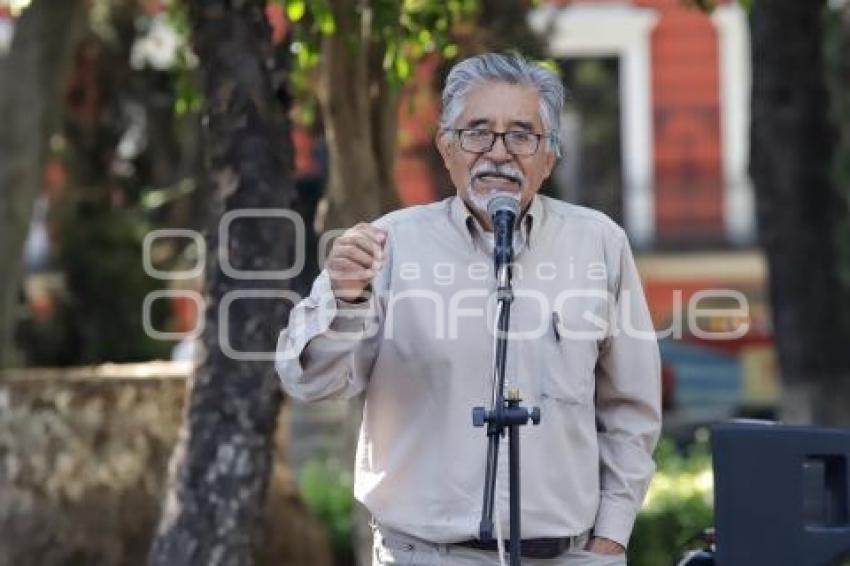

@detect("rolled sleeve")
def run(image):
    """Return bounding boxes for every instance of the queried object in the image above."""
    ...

[275,271,380,402]
[593,231,662,547]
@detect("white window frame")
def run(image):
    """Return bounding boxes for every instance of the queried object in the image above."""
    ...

[712,3,756,244]
[531,3,659,247]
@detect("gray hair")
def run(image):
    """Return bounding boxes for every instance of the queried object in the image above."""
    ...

[439,52,564,158]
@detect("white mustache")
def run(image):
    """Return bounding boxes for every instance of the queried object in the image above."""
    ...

[471,163,524,187]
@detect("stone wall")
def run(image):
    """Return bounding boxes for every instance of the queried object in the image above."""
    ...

[0,362,332,566]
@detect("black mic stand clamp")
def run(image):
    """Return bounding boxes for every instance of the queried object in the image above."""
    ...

[472,254,542,566]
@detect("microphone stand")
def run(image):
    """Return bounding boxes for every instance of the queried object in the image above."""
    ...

[472,211,541,566]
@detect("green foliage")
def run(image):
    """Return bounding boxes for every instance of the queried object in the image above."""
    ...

[298,458,355,561]
[18,184,176,366]
[15,0,208,367]
[57,201,172,364]
[629,432,714,566]
[282,0,479,121]
[165,2,203,116]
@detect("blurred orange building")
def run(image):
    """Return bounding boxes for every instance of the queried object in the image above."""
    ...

[393,0,753,246]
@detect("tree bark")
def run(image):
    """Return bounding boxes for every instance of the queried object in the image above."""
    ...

[750,0,850,425]
[149,1,297,564]
[317,0,401,231]
[0,0,86,369]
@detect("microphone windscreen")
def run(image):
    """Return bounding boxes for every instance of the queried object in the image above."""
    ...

[486,194,520,218]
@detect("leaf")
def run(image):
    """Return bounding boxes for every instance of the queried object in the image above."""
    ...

[287,0,306,22]
[318,10,336,35]
[383,40,397,71]
[296,44,312,70]
[395,55,411,81]
[417,28,433,50]
[403,0,428,12]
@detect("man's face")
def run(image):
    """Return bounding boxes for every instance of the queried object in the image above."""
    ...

[436,81,557,229]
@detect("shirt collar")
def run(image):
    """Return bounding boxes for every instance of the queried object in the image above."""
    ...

[449,194,543,253]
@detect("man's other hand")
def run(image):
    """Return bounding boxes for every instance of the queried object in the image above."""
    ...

[584,536,626,555]
[327,223,386,302]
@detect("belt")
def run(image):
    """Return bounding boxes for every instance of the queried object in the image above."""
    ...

[456,536,573,559]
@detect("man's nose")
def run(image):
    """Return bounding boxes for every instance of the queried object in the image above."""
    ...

[485,134,513,162]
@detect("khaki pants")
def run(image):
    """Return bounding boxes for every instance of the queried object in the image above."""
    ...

[372,524,627,566]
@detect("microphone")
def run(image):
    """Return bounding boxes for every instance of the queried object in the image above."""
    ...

[486,194,520,278]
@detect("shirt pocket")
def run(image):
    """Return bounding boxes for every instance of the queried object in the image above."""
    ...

[539,336,597,406]
[539,299,608,406]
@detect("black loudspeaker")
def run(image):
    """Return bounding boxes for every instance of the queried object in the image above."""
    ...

[712,422,850,566]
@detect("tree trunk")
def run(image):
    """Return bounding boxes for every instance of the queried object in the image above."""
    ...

[0,0,85,369]
[750,0,850,425]
[317,0,401,231]
[149,2,297,564]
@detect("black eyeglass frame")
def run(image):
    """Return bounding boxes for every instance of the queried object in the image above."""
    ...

[447,128,551,156]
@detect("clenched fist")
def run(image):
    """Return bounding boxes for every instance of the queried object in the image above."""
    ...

[327,223,387,302]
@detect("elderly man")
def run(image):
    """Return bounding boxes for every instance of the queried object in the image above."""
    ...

[276,53,661,565]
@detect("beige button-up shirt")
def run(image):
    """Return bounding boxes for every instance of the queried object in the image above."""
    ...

[275,194,661,547]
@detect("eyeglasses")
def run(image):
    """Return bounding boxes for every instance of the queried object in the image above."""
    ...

[449,128,547,156]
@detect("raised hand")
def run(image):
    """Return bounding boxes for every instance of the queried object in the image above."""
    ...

[326,223,387,302]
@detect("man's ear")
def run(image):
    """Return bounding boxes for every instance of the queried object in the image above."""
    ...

[542,147,557,180]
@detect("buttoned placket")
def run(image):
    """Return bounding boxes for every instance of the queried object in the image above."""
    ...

[449,197,545,410]
[455,201,541,542]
